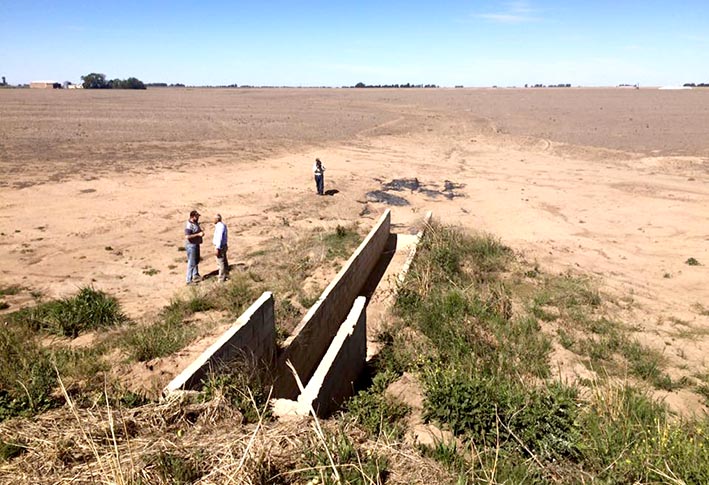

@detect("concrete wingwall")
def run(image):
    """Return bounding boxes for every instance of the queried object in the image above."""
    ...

[397,211,433,285]
[163,291,276,395]
[273,296,367,417]
[273,209,391,399]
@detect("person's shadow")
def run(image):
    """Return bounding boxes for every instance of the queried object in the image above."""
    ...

[324,189,339,196]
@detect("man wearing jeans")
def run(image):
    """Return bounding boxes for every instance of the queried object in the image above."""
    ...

[212,213,229,282]
[184,210,204,285]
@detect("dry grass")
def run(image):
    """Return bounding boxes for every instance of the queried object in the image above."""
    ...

[0,386,450,484]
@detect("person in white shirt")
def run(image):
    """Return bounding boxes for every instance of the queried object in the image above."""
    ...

[313,158,325,195]
[212,214,229,282]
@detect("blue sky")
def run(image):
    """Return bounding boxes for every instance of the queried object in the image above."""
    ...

[1,0,707,86]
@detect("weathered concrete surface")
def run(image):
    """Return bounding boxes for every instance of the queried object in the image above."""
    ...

[397,211,433,285]
[163,291,275,395]
[272,297,367,418]
[273,209,391,399]
[364,211,433,360]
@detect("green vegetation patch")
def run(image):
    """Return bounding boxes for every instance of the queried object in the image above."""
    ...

[7,286,126,338]
[371,222,709,482]
[0,285,22,297]
[200,360,272,424]
[0,327,57,420]
[0,438,26,462]
[299,429,390,485]
[322,224,362,260]
[345,370,409,438]
[149,451,206,484]
[120,274,258,362]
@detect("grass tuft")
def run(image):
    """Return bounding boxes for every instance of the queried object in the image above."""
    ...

[7,286,126,338]
[345,370,409,438]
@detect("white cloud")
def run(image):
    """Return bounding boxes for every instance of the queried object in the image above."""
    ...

[682,34,709,43]
[476,1,541,24]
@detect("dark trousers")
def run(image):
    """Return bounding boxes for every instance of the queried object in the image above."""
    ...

[315,174,324,195]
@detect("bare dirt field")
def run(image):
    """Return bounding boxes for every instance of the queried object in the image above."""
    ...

[1,87,708,410]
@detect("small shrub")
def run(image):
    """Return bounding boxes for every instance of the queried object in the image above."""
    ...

[579,385,709,482]
[121,319,195,362]
[696,384,709,405]
[151,451,205,484]
[8,286,126,337]
[0,438,26,462]
[0,285,21,297]
[185,293,212,313]
[622,340,668,387]
[200,361,272,424]
[297,289,320,309]
[323,224,361,260]
[423,369,506,439]
[0,327,57,421]
[686,257,701,266]
[300,430,389,485]
[276,298,302,331]
[0,301,8,310]
[418,442,468,475]
[209,272,258,315]
[558,328,576,349]
[345,370,409,438]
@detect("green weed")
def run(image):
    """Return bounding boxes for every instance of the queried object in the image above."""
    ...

[200,362,272,424]
[150,451,206,484]
[389,223,709,481]
[142,267,159,276]
[323,224,361,260]
[0,327,57,420]
[345,370,409,438]
[120,318,196,362]
[7,286,126,338]
[0,438,26,462]
[300,429,389,485]
[0,285,21,297]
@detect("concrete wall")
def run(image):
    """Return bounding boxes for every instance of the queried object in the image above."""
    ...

[163,291,275,395]
[397,211,433,285]
[273,209,391,398]
[273,297,367,417]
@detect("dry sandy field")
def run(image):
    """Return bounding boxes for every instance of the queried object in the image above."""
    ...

[1,87,708,410]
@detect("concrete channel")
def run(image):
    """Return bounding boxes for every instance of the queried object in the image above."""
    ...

[164,209,432,417]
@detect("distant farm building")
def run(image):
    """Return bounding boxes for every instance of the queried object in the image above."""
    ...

[30,81,61,89]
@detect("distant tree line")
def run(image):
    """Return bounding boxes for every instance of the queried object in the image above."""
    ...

[353,82,438,88]
[145,82,186,88]
[81,73,146,89]
[683,83,709,87]
[524,83,572,88]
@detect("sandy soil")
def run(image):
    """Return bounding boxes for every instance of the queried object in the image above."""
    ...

[1,88,707,408]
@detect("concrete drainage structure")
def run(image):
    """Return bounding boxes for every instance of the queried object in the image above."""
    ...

[164,208,432,417]
[164,291,277,394]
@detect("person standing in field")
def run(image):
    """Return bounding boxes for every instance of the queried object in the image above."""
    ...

[185,210,204,285]
[212,213,229,282]
[313,158,325,195]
